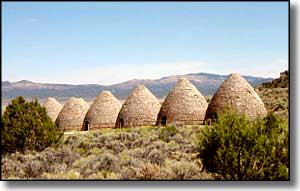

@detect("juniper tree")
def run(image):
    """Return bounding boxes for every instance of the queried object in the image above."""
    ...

[197,111,288,180]
[1,96,63,154]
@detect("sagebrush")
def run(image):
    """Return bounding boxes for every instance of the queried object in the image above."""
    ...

[2,125,214,180]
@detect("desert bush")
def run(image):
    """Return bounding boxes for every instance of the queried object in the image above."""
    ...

[170,133,184,144]
[140,136,153,147]
[2,122,219,180]
[41,147,63,165]
[77,140,92,155]
[118,150,140,168]
[73,151,120,178]
[158,125,178,142]
[198,111,289,180]
[130,147,145,159]
[147,131,160,142]
[180,142,198,154]
[143,140,168,160]
[176,126,193,138]
[166,140,180,152]
[73,155,99,178]
[49,163,68,175]
[160,160,207,180]
[105,139,126,154]
[119,150,131,165]
[5,151,27,163]
[23,159,44,178]
[152,139,167,151]
[48,146,80,167]
[130,138,144,149]
[1,157,26,178]
[119,132,139,143]
[64,135,80,148]
[136,162,161,180]
[3,145,81,179]
[42,170,81,179]
[120,166,138,179]
[3,153,43,179]
[87,171,120,179]
[138,126,156,137]
[147,148,167,166]
[103,132,119,144]
[97,152,120,172]
[87,147,103,156]
[1,96,63,154]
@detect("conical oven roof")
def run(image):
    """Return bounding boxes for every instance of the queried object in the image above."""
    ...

[115,85,161,128]
[157,78,208,125]
[83,91,121,130]
[205,73,267,120]
[42,97,62,122]
[56,97,89,131]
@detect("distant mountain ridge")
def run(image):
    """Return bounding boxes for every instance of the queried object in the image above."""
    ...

[2,72,273,105]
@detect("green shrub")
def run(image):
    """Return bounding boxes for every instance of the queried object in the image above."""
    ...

[64,135,80,147]
[197,111,288,180]
[1,96,63,154]
[158,125,178,142]
[166,140,180,152]
[170,133,184,144]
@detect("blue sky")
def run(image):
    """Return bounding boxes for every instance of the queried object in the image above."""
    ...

[2,2,288,85]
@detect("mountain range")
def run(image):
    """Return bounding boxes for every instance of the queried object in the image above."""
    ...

[2,72,273,106]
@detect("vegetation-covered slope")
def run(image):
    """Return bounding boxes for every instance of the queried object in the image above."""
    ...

[1,125,216,180]
[256,70,289,120]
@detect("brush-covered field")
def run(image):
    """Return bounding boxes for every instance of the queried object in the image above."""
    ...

[2,125,219,180]
[256,87,288,120]
[255,70,289,120]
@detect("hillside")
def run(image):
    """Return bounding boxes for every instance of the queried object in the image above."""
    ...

[2,72,273,107]
[256,70,289,120]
